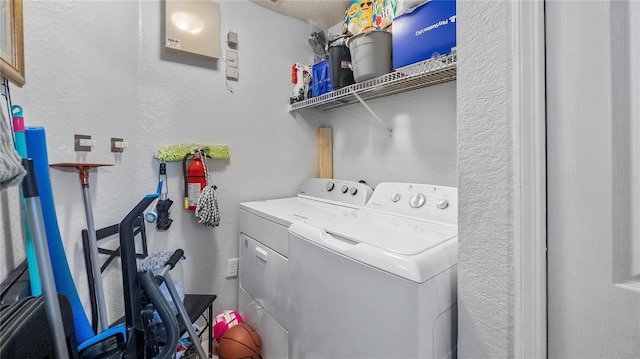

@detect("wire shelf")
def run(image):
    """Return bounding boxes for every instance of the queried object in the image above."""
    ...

[288,52,457,112]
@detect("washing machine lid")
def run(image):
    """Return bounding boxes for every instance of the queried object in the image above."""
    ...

[289,209,458,283]
[304,208,457,256]
[290,219,457,283]
[240,197,358,228]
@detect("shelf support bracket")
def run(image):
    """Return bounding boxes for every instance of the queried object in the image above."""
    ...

[352,91,392,136]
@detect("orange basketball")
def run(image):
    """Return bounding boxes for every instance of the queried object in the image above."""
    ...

[218,323,262,359]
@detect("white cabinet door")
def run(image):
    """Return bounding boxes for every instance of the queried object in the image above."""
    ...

[546,0,640,357]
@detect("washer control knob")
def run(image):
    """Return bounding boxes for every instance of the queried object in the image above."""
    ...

[341,185,349,193]
[326,182,335,191]
[391,193,401,202]
[349,187,358,195]
[409,194,426,208]
[437,199,449,209]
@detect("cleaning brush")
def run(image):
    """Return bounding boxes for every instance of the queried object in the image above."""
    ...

[156,144,230,162]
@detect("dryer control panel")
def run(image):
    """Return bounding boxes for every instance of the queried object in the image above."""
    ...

[365,183,458,226]
[297,178,374,208]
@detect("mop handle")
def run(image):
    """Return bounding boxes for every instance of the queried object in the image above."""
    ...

[159,163,168,201]
[12,105,42,296]
[11,106,27,156]
[22,159,69,359]
[182,154,190,209]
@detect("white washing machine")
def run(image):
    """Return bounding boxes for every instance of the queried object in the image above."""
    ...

[289,182,458,359]
[238,178,373,359]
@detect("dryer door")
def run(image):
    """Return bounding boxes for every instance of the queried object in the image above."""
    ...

[239,233,290,330]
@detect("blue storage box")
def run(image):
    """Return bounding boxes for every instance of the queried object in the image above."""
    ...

[392,0,456,69]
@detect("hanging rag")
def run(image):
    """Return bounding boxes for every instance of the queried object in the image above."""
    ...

[195,185,220,227]
[0,109,26,190]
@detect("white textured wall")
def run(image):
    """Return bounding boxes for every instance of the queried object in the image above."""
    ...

[1,0,316,319]
[457,1,514,358]
[317,82,458,187]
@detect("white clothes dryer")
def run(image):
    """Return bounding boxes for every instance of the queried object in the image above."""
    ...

[238,178,373,359]
[289,183,458,359]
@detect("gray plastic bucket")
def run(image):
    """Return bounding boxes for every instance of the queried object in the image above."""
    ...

[346,30,392,83]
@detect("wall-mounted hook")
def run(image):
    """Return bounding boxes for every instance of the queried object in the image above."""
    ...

[74,134,94,151]
[111,138,128,153]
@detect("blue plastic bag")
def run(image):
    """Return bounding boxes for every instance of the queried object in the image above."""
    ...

[312,60,333,97]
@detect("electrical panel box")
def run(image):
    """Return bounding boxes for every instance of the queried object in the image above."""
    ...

[165,0,221,59]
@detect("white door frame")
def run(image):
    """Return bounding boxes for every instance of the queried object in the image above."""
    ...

[512,0,547,358]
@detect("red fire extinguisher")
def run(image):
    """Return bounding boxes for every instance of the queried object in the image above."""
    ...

[183,151,207,211]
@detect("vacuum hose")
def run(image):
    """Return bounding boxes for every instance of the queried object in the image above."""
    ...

[139,270,179,359]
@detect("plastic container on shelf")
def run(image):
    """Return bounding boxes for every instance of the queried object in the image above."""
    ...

[346,30,392,83]
[328,37,355,89]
